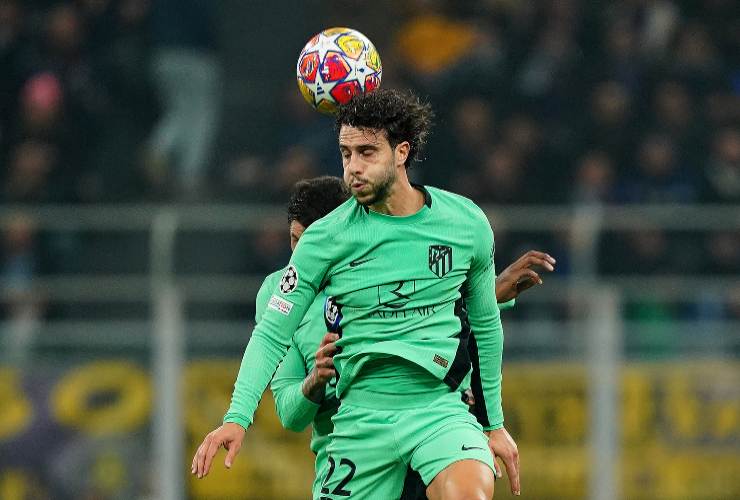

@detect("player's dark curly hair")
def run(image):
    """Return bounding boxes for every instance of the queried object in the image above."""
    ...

[287,176,350,228]
[335,88,434,169]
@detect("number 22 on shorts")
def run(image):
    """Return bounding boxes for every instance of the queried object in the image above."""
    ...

[320,456,356,498]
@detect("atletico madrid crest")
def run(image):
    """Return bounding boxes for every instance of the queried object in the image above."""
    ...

[428,245,453,278]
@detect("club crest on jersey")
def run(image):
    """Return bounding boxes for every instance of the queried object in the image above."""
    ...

[279,265,299,294]
[428,245,453,278]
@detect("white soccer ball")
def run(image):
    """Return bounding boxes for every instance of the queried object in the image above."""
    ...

[296,27,382,115]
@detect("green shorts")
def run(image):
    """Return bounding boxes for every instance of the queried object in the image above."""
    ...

[312,446,330,499]
[317,389,494,499]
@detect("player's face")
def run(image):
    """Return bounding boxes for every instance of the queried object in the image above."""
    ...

[339,125,401,206]
[289,220,305,251]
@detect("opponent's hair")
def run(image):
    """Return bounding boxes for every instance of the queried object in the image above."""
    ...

[287,176,349,228]
[335,88,434,169]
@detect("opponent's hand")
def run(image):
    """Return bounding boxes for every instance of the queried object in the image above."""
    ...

[191,422,246,479]
[495,250,556,303]
[303,332,339,402]
[486,427,520,496]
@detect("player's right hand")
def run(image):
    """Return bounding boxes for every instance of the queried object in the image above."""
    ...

[191,422,246,479]
[302,333,339,403]
[313,332,339,384]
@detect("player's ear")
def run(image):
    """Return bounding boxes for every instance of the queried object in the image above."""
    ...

[395,141,410,167]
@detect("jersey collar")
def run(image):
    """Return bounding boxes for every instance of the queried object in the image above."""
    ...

[359,183,432,214]
[411,183,433,208]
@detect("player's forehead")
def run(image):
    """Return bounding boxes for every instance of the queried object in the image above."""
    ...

[338,125,388,149]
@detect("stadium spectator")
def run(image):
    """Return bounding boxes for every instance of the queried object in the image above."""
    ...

[0,0,26,134]
[3,139,63,203]
[703,127,740,203]
[146,0,221,198]
[704,231,740,275]
[576,80,636,171]
[425,95,494,186]
[271,145,320,199]
[618,133,697,203]
[0,213,43,365]
[572,151,617,204]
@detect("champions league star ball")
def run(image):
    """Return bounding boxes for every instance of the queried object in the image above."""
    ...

[296,27,382,114]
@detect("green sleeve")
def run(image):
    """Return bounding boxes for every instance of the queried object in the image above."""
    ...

[223,222,335,429]
[464,208,504,431]
[498,298,515,310]
[255,271,280,324]
[270,340,320,432]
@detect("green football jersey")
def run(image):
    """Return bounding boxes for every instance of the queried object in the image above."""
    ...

[225,185,504,431]
[257,268,339,455]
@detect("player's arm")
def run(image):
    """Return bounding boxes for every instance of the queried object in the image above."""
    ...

[463,210,520,494]
[463,215,504,430]
[271,331,338,431]
[462,249,555,408]
[222,224,333,428]
[270,339,319,432]
[192,223,334,478]
[495,250,556,308]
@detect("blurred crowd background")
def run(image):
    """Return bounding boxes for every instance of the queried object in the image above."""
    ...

[0,0,738,499]
[2,0,737,204]
[1,0,738,319]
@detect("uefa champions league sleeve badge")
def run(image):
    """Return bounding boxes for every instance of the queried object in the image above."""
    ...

[279,265,299,294]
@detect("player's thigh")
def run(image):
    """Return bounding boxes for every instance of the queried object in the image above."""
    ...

[425,459,495,500]
[412,420,494,499]
[319,445,406,500]
[320,406,406,499]
[406,393,495,489]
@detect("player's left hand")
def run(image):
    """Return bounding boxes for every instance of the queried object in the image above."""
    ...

[495,250,555,303]
[486,427,520,496]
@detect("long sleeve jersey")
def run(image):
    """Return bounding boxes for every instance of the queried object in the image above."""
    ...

[256,268,340,455]
[224,185,505,431]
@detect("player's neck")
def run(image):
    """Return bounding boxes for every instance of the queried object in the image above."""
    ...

[369,179,424,216]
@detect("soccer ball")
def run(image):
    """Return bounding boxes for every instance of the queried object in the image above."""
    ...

[296,27,382,114]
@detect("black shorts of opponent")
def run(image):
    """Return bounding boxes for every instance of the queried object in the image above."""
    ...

[399,467,427,500]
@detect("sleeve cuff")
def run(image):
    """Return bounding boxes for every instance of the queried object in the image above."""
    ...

[274,382,322,431]
[223,413,252,430]
[483,421,504,432]
[298,392,322,411]
[497,298,515,310]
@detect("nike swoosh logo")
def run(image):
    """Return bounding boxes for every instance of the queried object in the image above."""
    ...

[461,445,486,451]
[349,258,375,268]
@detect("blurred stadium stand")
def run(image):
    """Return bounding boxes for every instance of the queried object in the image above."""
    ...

[0,1,738,499]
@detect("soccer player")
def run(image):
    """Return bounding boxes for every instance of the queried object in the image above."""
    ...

[263,177,555,498]
[193,88,523,499]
